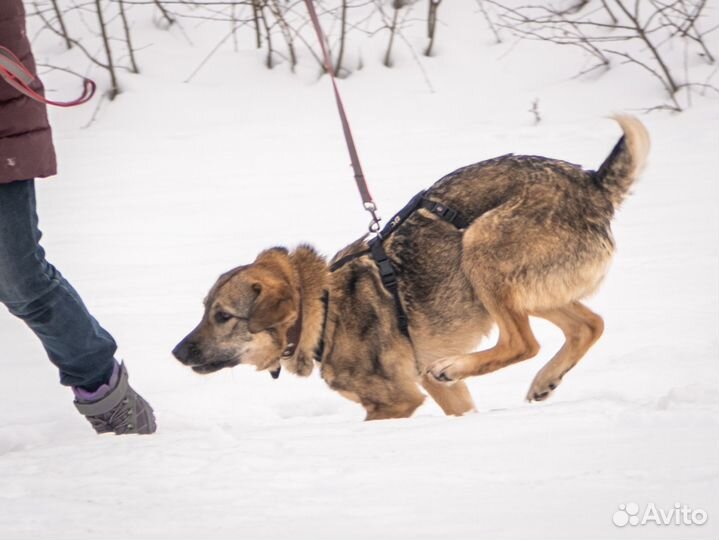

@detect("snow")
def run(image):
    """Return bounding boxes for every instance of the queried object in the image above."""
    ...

[1,2,718,539]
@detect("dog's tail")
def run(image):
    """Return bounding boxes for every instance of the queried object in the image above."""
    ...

[595,115,650,208]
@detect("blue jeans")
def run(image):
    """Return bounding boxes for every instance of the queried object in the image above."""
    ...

[0,179,116,390]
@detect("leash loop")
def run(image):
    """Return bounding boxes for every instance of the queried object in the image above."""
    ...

[303,0,382,234]
[0,46,96,108]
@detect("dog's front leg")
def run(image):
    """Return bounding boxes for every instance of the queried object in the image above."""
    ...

[363,392,425,421]
[421,374,476,416]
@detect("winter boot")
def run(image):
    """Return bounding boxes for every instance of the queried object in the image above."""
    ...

[73,362,157,435]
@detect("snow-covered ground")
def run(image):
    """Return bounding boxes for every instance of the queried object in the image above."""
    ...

[1,2,718,539]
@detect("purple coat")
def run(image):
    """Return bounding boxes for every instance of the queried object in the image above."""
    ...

[0,0,56,184]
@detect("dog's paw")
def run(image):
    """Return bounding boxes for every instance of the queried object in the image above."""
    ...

[526,375,561,402]
[427,356,467,385]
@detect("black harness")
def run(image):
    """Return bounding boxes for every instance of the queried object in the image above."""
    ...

[314,191,469,362]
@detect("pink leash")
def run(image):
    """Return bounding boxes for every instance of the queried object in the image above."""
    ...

[0,46,96,108]
[303,0,382,233]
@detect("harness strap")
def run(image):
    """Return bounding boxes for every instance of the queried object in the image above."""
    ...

[329,249,370,273]
[369,237,410,336]
[419,199,470,229]
[328,191,468,273]
[314,291,330,362]
[320,192,469,349]
[370,192,468,337]
[376,191,427,239]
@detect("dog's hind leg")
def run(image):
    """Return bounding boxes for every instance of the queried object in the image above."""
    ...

[421,374,476,415]
[526,302,604,401]
[428,202,549,384]
[428,300,540,383]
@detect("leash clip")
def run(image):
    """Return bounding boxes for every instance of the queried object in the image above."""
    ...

[364,202,382,234]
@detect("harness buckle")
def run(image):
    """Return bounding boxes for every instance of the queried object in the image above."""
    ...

[433,204,458,223]
[377,260,396,283]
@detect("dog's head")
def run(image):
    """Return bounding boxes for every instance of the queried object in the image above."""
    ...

[172,248,300,375]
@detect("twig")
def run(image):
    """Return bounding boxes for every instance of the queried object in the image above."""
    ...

[50,0,74,49]
[396,28,435,92]
[153,0,176,27]
[529,98,541,124]
[184,20,249,82]
[34,2,110,70]
[475,0,502,43]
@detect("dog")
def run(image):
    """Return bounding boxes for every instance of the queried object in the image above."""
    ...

[173,116,649,420]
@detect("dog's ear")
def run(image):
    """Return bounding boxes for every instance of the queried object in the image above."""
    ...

[248,277,294,334]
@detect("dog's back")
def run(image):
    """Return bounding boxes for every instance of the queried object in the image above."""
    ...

[427,115,649,233]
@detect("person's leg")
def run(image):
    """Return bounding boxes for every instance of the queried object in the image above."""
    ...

[0,179,116,390]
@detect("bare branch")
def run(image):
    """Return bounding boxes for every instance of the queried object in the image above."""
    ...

[118,0,140,73]
[94,0,120,99]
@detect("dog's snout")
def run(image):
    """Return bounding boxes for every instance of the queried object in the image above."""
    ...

[173,339,201,365]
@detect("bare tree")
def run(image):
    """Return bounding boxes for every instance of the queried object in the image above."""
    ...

[488,0,718,111]
[33,0,127,99]
[251,0,263,49]
[258,1,274,68]
[29,0,472,91]
[425,0,441,56]
[335,0,348,75]
[94,0,120,99]
[266,0,297,71]
[49,0,73,50]
[384,0,412,67]
[118,0,140,73]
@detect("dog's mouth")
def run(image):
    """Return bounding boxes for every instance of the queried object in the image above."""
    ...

[191,359,238,374]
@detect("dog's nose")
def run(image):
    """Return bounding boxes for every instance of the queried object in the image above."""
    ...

[172,340,201,365]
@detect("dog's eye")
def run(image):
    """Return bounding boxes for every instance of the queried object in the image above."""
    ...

[214,311,233,324]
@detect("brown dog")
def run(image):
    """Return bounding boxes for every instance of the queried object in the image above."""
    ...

[173,116,649,420]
